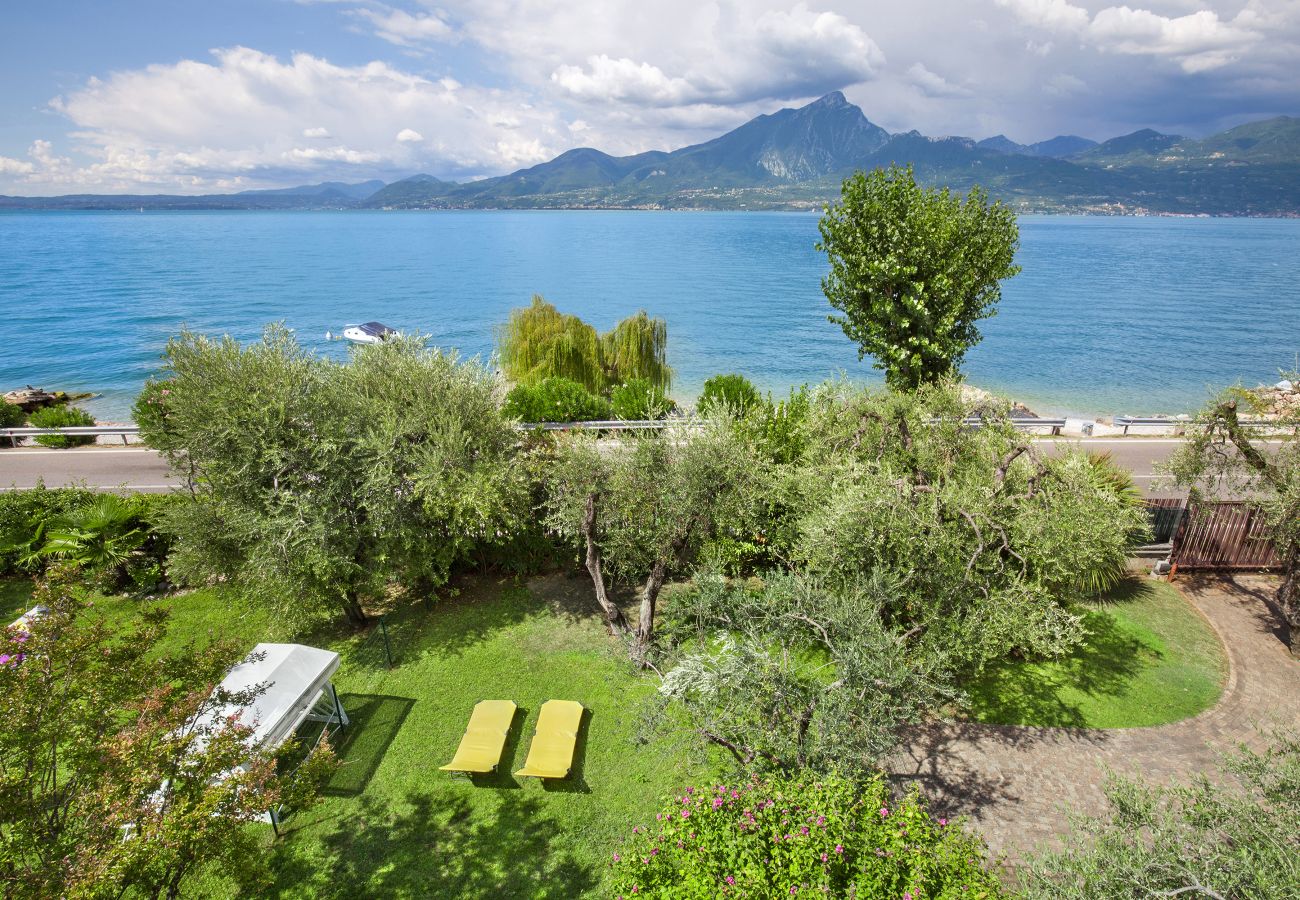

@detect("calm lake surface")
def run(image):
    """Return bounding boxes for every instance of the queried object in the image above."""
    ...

[2,210,1298,420]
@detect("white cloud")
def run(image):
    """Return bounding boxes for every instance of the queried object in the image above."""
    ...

[21,47,564,193]
[549,4,883,108]
[906,62,973,98]
[0,155,35,176]
[350,6,455,47]
[995,0,1262,71]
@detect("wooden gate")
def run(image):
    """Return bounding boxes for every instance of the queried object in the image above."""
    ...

[1170,500,1282,570]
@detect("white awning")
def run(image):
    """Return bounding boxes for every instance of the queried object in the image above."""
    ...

[203,643,341,751]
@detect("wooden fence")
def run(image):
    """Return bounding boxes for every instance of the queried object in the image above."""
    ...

[1170,499,1282,570]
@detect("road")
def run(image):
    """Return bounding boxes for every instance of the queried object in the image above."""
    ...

[2,438,1283,496]
[0,447,178,492]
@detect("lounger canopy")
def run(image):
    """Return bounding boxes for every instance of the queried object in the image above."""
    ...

[440,700,517,774]
[515,700,585,779]
[197,643,348,752]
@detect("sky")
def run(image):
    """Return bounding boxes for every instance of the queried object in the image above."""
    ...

[1,0,1296,195]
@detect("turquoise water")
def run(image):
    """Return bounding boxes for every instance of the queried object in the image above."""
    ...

[1,210,1298,420]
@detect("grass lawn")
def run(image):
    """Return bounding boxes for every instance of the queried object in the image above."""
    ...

[1,574,711,898]
[965,578,1228,728]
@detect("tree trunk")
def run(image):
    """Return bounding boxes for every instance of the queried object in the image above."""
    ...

[342,590,369,628]
[1278,546,1300,659]
[583,493,629,634]
[634,558,668,661]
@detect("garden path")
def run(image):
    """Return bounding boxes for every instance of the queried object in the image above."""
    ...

[887,574,1300,862]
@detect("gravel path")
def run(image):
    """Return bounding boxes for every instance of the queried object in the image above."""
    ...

[887,574,1300,862]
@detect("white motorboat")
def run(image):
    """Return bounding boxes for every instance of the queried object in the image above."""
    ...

[325,321,398,345]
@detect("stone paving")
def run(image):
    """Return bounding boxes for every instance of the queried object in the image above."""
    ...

[886,574,1300,862]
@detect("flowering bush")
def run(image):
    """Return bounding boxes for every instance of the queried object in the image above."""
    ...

[609,774,1002,899]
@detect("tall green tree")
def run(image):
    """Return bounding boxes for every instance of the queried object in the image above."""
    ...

[817,165,1020,390]
[136,325,526,628]
[0,576,334,899]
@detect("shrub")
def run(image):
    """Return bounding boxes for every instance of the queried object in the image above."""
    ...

[609,774,1003,899]
[697,374,762,417]
[28,405,96,448]
[0,486,97,575]
[611,378,673,420]
[503,377,611,423]
[0,401,26,429]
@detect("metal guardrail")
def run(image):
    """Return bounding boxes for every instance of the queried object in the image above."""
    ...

[1,425,140,446]
[1,416,1074,445]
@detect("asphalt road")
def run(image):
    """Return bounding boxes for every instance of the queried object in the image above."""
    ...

[2,438,1282,496]
[0,447,178,492]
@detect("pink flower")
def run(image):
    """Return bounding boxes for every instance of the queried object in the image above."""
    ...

[821,853,828,862]
[713,798,724,809]
[790,887,798,895]
[681,810,690,819]
[633,826,641,834]
[938,818,948,826]
[879,807,890,817]
[657,813,663,821]
[612,853,621,862]
[835,844,844,854]
[904,893,913,900]
[726,876,736,885]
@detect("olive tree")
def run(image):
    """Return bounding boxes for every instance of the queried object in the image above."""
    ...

[654,383,1150,771]
[791,382,1148,670]
[1167,393,1300,655]
[817,165,1020,390]
[542,422,768,660]
[658,571,959,776]
[136,326,526,628]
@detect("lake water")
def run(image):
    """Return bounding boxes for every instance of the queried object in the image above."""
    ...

[2,210,1298,421]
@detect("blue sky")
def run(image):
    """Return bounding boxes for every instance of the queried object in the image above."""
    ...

[2,0,1296,194]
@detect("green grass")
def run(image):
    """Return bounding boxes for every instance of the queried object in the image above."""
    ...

[965,579,1228,728]
[2,574,710,898]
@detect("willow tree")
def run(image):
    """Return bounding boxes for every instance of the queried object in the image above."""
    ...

[496,295,604,392]
[495,295,671,393]
[602,310,671,392]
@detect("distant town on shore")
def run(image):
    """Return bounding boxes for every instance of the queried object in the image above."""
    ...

[4,93,1298,217]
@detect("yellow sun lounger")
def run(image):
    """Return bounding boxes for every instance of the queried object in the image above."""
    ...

[439,700,518,775]
[514,700,586,780]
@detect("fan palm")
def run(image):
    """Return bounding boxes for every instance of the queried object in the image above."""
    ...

[40,494,147,576]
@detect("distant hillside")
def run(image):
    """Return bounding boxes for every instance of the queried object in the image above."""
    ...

[3,100,1298,215]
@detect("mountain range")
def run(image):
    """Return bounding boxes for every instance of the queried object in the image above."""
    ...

[4,93,1298,215]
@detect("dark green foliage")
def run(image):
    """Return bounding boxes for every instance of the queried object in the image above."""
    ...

[610,774,1003,898]
[818,165,1020,389]
[28,406,96,448]
[0,401,25,428]
[610,378,672,420]
[0,486,97,575]
[503,377,611,423]
[696,374,761,417]
[1020,732,1300,900]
